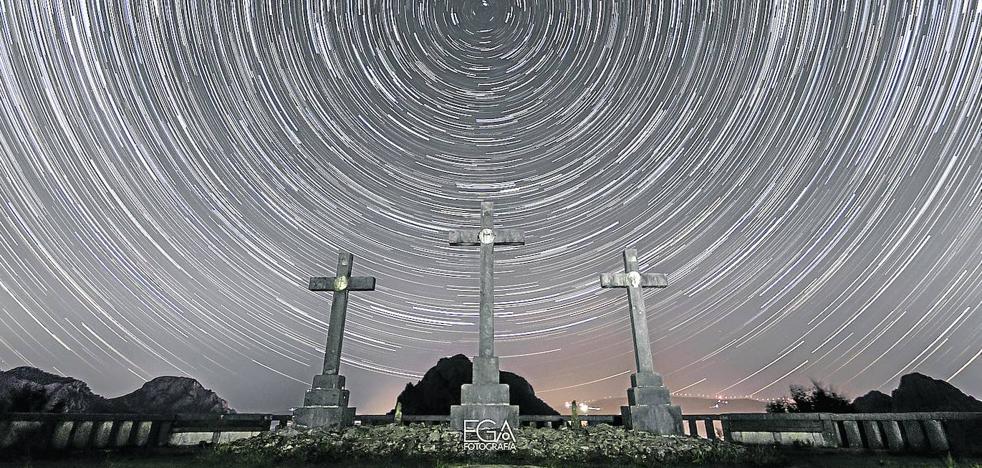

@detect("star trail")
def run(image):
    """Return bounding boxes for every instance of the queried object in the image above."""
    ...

[0,1,980,413]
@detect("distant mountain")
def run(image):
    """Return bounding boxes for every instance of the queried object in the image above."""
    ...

[0,367,233,414]
[853,372,982,413]
[391,354,559,416]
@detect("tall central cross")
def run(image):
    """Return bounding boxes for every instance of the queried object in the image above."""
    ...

[449,200,525,432]
[599,248,682,434]
[449,201,525,362]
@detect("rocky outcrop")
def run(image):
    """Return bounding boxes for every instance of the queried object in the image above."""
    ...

[111,376,232,414]
[852,390,892,413]
[0,367,233,414]
[852,373,982,413]
[0,367,113,413]
[890,373,982,412]
[392,354,558,416]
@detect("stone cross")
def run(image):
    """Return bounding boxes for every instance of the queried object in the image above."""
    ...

[599,249,667,375]
[599,248,682,434]
[448,201,524,432]
[449,201,525,363]
[308,250,377,376]
[293,249,375,429]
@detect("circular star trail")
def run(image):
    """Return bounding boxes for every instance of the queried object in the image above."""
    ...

[0,1,980,412]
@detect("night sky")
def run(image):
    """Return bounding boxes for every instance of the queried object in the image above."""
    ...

[0,1,980,414]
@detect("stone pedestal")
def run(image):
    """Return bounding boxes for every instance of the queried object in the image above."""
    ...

[450,356,519,431]
[620,372,683,435]
[292,374,356,430]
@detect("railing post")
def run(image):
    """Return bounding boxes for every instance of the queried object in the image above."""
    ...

[902,420,926,451]
[882,420,904,451]
[51,421,74,450]
[704,418,717,440]
[0,421,11,449]
[71,421,94,449]
[923,420,949,452]
[841,420,862,448]
[819,414,840,448]
[720,416,732,441]
[862,421,884,450]
[687,418,698,437]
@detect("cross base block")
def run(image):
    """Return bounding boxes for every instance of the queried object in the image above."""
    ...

[292,406,356,430]
[460,383,510,404]
[472,356,501,384]
[303,388,350,407]
[621,404,683,435]
[450,403,519,431]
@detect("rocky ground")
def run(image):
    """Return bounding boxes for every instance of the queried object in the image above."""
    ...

[213,423,777,466]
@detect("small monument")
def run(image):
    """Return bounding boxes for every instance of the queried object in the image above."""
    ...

[293,250,376,429]
[599,248,683,434]
[448,201,525,431]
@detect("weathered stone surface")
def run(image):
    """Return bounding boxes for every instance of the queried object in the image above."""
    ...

[882,420,904,451]
[449,403,519,431]
[621,404,684,435]
[392,354,557,416]
[460,383,510,404]
[114,421,134,446]
[293,406,356,430]
[92,421,113,448]
[862,420,884,449]
[627,386,672,406]
[312,374,345,389]
[303,388,349,407]
[71,421,94,449]
[922,419,949,451]
[134,421,154,447]
[630,372,663,388]
[51,421,74,450]
[472,356,501,385]
[841,420,862,448]
[902,420,927,450]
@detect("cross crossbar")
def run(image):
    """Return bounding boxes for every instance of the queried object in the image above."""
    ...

[309,276,377,292]
[600,272,668,289]
[449,229,525,246]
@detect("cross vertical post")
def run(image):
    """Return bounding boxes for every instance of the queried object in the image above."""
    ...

[622,249,656,375]
[478,201,496,358]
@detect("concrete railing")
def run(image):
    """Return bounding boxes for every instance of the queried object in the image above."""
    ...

[3,411,978,454]
[718,412,982,454]
[682,414,725,440]
[0,413,287,452]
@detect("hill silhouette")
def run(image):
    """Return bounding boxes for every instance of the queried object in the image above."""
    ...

[0,366,233,414]
[391,354,558,416]
[853,372,982,413]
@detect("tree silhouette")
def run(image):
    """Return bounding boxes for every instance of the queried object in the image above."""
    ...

[766,381,854,413]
